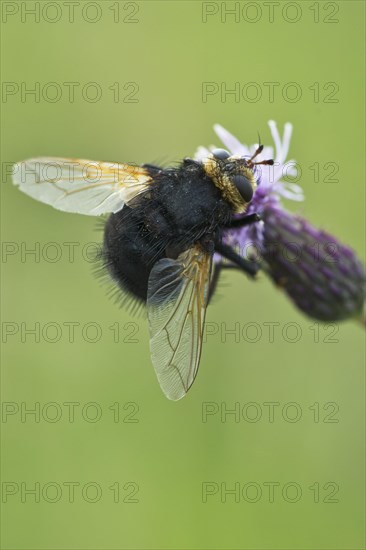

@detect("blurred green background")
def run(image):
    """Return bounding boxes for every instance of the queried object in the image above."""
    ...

[1,1,365,549]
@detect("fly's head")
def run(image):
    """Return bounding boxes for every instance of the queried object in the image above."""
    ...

[201,147,273,214]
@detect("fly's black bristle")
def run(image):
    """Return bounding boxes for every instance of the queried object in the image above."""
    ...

[92,244,146,318]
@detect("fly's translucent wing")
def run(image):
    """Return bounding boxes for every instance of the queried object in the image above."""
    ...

[147,245,213,401]
[12,157,152,215]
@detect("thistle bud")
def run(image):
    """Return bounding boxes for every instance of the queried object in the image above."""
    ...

[260,204,365,322]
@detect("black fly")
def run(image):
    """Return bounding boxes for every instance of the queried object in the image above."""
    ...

[12,147,273,400]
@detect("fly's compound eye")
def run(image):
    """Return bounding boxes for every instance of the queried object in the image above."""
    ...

[232,174,254,203]
[212,148,231,161]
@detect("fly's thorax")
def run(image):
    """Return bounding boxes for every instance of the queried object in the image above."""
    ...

[201,153,257,214]
[147,161,231,235]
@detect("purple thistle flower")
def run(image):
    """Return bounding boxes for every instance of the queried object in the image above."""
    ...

[259,205,365,321]
[194,121,365,323]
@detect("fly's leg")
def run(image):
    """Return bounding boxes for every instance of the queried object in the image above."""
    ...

[215,242,260,278]
[209,237,260,302]
[208,263,239,302]
[225,212,261,229]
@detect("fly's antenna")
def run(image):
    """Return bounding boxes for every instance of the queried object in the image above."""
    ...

[248,144,264,164]
[251,158,274,167]
[247,134,274,168]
